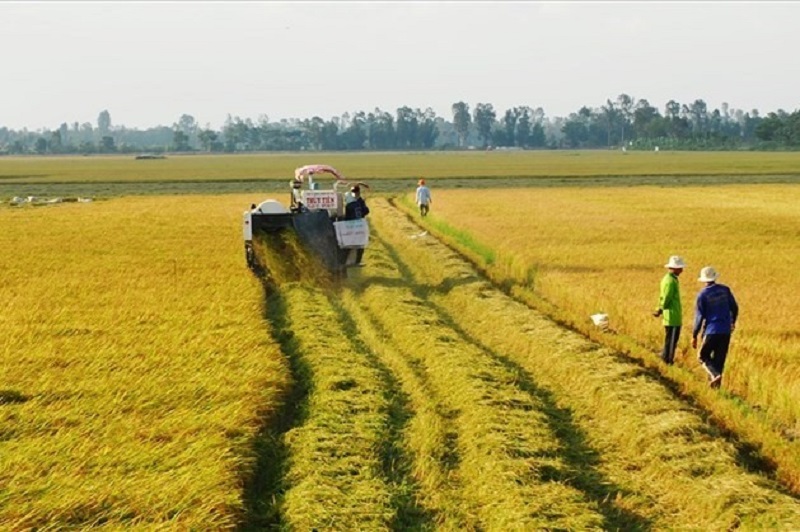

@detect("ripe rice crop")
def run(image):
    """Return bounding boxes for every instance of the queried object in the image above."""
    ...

[397,184,800,492]
[2,150,800,184]
[372,197,800,528]
[0,195,289,527]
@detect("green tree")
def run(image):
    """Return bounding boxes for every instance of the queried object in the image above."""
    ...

[304,116,326,150]
[616,93,634,144]
[367,109,395,150]
[516,107,531,147]
[601,99,619,147]
[35,137,48,154]
[502,108,519,147]
[99,135,116,153]
[451,101,471,148]
[175,114,198,149]
[49,130,63,153]
[341,111,367,150]
[473,103,496,148]
[172,130,190,151]
[755,112,786,142]
[395,106,417,149]
[632,99,659,138]
[530,122,546,147]
[320,120,339,150]
[198,129,218,152]
[413,108,439,149]
[561,113,588,148]
[687,99,708,137]
[97,110,111,136]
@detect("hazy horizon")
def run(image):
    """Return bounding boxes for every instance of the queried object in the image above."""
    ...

[2,1,798,131]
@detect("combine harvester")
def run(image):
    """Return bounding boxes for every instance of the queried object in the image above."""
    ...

[243,164,369,279]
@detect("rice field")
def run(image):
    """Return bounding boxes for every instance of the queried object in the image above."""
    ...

[398,184,800,494]
[2,150,800,184]
[0,196,290,527]
[2,152,800,528]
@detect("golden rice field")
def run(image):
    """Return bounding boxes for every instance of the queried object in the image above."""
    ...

[2,150,800,184]
[0,196,290,527]
[398,184,800,493]
[4,191,800,529]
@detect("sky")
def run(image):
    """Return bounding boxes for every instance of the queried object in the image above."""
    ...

[1,1,799,131]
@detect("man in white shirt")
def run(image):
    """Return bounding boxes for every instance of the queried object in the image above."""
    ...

[416,179,432,217]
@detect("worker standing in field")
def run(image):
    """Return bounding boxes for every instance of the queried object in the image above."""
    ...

[290,178,304,212]
[345,185,369,221]
[345,185,370,265]
[653,255,686,365]
[416,179,432,217]
[692,266,739,389]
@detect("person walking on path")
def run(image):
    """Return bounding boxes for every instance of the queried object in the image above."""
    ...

[653,255,686,365]
[692,266,739,388]
[416,179,432,217]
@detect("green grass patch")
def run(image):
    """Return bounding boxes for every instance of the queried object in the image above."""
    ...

[397,195,496,266]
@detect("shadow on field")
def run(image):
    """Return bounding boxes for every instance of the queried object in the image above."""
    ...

[239,280,312,530]
[601,350,794,489]
[327,296,437,530]
[374,232,653,530]
[0,390,29,405]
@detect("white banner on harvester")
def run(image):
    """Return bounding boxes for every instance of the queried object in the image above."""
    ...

[302,190,338,211]
[334,219,370,248]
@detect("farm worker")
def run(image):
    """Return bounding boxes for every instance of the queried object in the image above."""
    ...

[692,266,739,389]
[416,179,432,217]
[345,185,369,221]
[652,255,685,365]
[290,178,305,212]
[345,185,370,265]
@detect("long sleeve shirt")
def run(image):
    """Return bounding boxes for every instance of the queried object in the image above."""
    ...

[658,272,682,326]
[693,283,739,338]
[416,186,432,205]
[345,197,369,220]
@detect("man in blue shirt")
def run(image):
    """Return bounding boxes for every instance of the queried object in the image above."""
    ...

[691,266,739,389]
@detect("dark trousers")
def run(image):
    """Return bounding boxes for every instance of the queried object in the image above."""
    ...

[661,326,681,365]
[420,203,429,217]
[699,334,731,376]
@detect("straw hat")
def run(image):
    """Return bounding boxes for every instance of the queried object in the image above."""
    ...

[664,255,686,269]
[698,266,719,282]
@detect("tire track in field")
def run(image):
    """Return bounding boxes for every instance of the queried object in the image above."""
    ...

[240,283,311,530]
[325,295,437,530]
[358,227,650,530]
[242,277,423,530]
[340,287,474,529]
[376,234,652,530]
[273,283,394,530]
[346,229,608,529]
[376,198,800,529]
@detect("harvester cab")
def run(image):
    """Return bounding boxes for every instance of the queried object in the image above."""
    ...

[244,164,370,277]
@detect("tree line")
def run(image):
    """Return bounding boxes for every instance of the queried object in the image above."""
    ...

[1,95,799,155]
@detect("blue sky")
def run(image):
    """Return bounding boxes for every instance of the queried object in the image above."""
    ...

[1,1,798,130]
